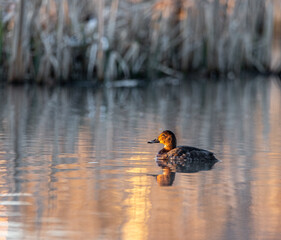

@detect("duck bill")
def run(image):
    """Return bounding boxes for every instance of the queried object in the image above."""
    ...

[147,138,160,144]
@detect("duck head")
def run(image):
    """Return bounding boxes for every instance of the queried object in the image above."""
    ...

[147,130,177,151]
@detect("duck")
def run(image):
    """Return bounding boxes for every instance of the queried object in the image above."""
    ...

[148,130,218,172]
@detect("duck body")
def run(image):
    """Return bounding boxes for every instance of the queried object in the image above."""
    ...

[148,130,218,173]
[157,145,218,172]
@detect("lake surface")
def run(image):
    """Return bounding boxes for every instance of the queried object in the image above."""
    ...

[0,77,280,240]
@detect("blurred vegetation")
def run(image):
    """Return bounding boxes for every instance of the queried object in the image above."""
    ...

[0,0,280,84]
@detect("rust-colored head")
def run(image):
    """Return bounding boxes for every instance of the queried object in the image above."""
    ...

[147,130,177,151]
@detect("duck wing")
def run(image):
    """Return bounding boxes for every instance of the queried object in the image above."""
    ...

[167,146,214,158]
[165,146,218,172]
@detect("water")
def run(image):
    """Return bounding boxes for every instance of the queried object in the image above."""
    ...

[0,77,280,240]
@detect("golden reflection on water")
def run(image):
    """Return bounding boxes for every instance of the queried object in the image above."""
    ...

[122,175,151,240]
[0,205,8,240]
[0,78,280,239]
[250,153,281,239]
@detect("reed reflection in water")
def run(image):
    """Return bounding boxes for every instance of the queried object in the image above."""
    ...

[0,77,280,239]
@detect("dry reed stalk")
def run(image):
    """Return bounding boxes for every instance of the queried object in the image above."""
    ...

[68,0,82,42]
[36,0,53,83]
[0,11,3,68]
[261,0,273,69]
[107,0,119,44]
[56,0,64,81]
[87,43,98,80]
[97,0,104,81]
[8,0,25,82]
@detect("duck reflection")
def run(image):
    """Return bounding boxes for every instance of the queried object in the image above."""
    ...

[156,155,217,173]
[154,157,217,186]
[156,167,176,186]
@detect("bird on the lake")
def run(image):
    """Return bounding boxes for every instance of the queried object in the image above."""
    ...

[147,130,218,172]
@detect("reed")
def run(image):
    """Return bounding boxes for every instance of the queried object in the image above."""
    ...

[0,0,279,83]
[8,0,26,82]
[0,11,3,72]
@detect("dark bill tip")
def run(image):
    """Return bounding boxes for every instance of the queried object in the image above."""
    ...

[147,139,160,144]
